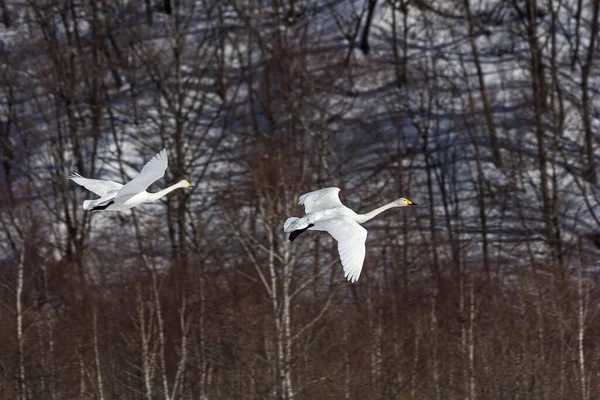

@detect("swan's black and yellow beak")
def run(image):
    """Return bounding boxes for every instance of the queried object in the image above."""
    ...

[187,181,193,188]
[407,199,417,206]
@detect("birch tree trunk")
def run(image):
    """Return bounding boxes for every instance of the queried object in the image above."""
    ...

[577,241,589,400]
[92,307,105,400]
[281,249,294,400]
[430,282,440,400]
[78,340,86,399]
[41,264,57,400]
[463,0,502,168]
[169,294,188,400]
[267,221,294,400]
[16,246,26,400]
[580,0,600,183]
[136,284,155,400]
[522,0,560,272]
[149,260,171,400]
[468,277,476,400]
[198,265,209,400]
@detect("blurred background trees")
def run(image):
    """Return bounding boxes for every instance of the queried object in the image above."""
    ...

[1,0,600,398]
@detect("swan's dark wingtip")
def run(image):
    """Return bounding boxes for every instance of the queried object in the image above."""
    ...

[90,201,114,211]
[288,224,314,242]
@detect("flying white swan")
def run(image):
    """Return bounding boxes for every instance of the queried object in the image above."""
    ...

[68,148,192,211]
[283,187,416,282]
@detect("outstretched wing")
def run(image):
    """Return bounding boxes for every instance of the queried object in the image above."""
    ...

[68,173,123,198]
[298,187,343,214]
[116,149,168,198]
[315,217,368,283]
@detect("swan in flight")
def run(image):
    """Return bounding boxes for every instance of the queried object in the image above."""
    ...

[68,149,192,211]
[283,187,416,282]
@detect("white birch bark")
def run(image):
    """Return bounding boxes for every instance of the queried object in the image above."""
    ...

[16,246,26,400]
[411,322,420,400]
[343,321,351,400]
[281,242,294,400]
[468,278,476,400]
[199,268,208,400]
[79,340,86,399]
[42,264,57,400]
[169,294,189,400]
[136,284,155,400]
[431,283,440,400]
[460,265,467,400]
[578,259,589,400]
[92,307,105,400]
[149,262,171,400]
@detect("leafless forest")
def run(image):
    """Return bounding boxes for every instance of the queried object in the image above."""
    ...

[1,0,600,398]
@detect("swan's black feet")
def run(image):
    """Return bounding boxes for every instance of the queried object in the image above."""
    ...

[91,201,114,211]
[289,224,314,242]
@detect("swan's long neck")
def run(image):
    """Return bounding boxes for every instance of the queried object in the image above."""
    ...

[147,183,185,202]
[355,202,398,224]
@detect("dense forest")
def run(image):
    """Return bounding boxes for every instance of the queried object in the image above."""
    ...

[1,0,600,398]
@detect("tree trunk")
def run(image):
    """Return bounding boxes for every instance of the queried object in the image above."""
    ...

[522,0,560,273]
[150,261,171,400]
[92,307,106,400]
[136,284,154,400]
[577,240,589,400]
[16,247,26,400]
[463,0,502,168]
[430,283,440,400]
[468,277,476,400]
[0,0,10,28]
[360,0,378,54]
[144,0,153,25]
[580,0,599,183]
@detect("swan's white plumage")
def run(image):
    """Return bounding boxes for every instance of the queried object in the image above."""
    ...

[116,148,168,199]
[69,149,192,211]
[298,187,343,213]
[283,217,300,232]
[284,187,416,283]
[68,173,123,197]
[315,218,367,283]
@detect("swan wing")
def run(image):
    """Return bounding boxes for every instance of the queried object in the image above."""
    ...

[68,173,123,197]
[298,187,343,214]
[116,148,168,198]
[316,217,367,283]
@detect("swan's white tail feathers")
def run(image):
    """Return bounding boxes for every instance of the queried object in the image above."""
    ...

[283,217,299,232]
[284,217,313,232]
[83,199,94,210]
[283,217,312,233]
